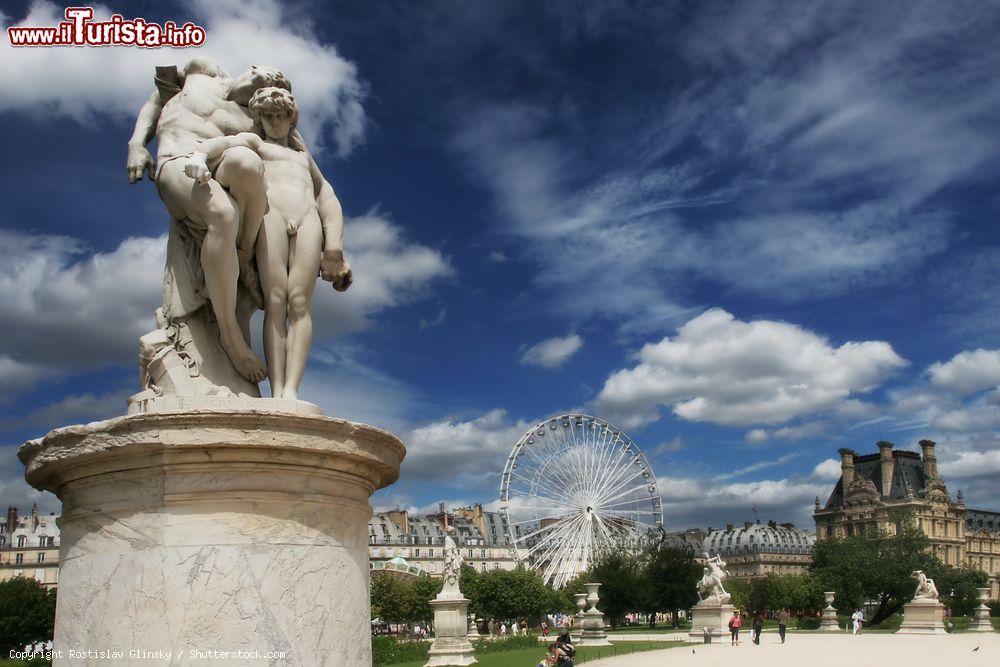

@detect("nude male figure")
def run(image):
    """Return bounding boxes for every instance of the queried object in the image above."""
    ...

[126,58,352,383]
[184,88,351,399]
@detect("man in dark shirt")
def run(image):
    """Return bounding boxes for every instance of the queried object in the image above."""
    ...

[778,609,791,643]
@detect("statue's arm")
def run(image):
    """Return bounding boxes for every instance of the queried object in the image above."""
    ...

[184,133,262,183]
[309,152,353,291]
[127,91,162,184]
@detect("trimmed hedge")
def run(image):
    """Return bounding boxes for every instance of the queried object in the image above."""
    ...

[472,635,538,654]
[372,637,430,666]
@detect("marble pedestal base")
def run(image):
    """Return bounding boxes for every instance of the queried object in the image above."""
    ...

[425,597,476,666]
[819,606,840,632]
[970,605,993,632]
[896,600,947,635]
[19,408,404,666]
[578,612,610,646]
[688,601,735,642]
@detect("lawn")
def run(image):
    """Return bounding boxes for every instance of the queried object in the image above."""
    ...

[389,641,685,667]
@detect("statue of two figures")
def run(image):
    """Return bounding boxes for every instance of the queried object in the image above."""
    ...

[125,58,353,410]
[911,570,939,602]
[697,553,731,604]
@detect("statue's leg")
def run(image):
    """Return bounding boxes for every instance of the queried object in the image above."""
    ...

[282,212,322,400]
[214,146,268,272]
[256,210,290,397]
[157,160,266,383]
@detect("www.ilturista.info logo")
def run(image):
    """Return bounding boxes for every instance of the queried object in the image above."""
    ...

[7,7,206,48]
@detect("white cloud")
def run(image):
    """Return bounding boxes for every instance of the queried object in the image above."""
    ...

[312,213,452,334]
[927,349,1000,395]
[712,452,799,482]
[932,406,1000,433]
[650,436,684,457]
[661,474,826,530]
[0,229,165,372]
[938,449,1000,481]
[595,308,907,428]
[0,213,450,391]
[0,0,365,154]
[745,429,769,444]
[402,409,532,484]
[810,458,843,481]
[519,334,583,369]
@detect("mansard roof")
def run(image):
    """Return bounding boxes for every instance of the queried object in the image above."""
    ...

[823,449,927,510]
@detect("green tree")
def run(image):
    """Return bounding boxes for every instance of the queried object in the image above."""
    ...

[469,567,549,623]
[936,564,987,616]
[0,578,56,655]
[370,572,413,626]
[585,549,642,629]
[639,546,700,626]
[811,524,941,625]
[409,575,444,624]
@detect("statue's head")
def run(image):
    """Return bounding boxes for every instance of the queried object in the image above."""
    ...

[231,64,291,104]
[249,87,298,141]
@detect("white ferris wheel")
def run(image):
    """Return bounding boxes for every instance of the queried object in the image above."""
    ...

[498,414,663,588]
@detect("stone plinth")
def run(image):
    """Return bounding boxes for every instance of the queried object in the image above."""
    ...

[467,615,481,640]
[425,597,476,666]
[970,588,993,632]
[578,582,610,646]
[19,408,404,666]
[688,600,735,642]
[896,600,947,635]
[820,592,840,632]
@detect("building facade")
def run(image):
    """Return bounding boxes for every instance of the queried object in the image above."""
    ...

[369,503,518,577]
[814,439,1000,599]
[698,521,815,578]
[0,504,60,589]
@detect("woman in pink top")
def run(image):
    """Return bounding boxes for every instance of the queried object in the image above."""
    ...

[728,610,743,646]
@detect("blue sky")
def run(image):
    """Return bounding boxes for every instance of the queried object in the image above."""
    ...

[1,0,999,530]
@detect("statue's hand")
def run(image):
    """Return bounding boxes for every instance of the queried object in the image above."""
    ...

[321,249,353,292]
[127,144,155,184]
[184,154,212,184]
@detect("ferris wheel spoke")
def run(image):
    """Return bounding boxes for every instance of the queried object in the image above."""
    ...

[509,470,575,504]
[594,465,653,506]
[523,513,587,562]
[512,512,583,547]
[596,481,656,509]
[590,438,638,503]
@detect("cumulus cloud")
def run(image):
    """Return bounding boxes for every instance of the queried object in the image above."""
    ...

[810,458,843,481]
[595,308,908,428]
[519,334,583,369]
[744,421,827,444]
[0,0,365,154]
[0,213,450,392]
[402,409,533,484]
[927,349,1000,395]
[661,474,826,530]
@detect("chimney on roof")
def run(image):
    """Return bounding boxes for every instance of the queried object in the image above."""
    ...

[919,440,938,480]
[878,441,895,499]
[5,506,16,534]
[744,521,752,529]
[838,449,856,488]
[726,524,733,531]
[768,520,777,528]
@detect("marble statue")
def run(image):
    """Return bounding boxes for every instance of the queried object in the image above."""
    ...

[441,528,464,599]
[126,58,351,406]
[911,570,939,601]
[697,554,730,602]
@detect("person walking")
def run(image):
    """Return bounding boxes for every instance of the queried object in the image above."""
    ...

[778,608,790,644]
[728,610,742,646]
[851,609,864,635]
[752,613,763,645]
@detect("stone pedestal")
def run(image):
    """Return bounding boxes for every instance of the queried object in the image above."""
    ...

[896,600,947,635]
[467,615,481,640]
[970,587,993,632]
[820,591,840,632]
[578,583,610,646]
[688,601,735,642]
[19,408,404,666]
[425,597,476,666]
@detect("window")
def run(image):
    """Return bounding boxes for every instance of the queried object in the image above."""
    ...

[415,548,420,558]
[15,553,23,565]
[481,563,487,572]
[429,549,434,557]
[36,553,45,563]
[468,549,474,558]
[38,537,46,547]
[16,536,25,548]
[480,549,486,558]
